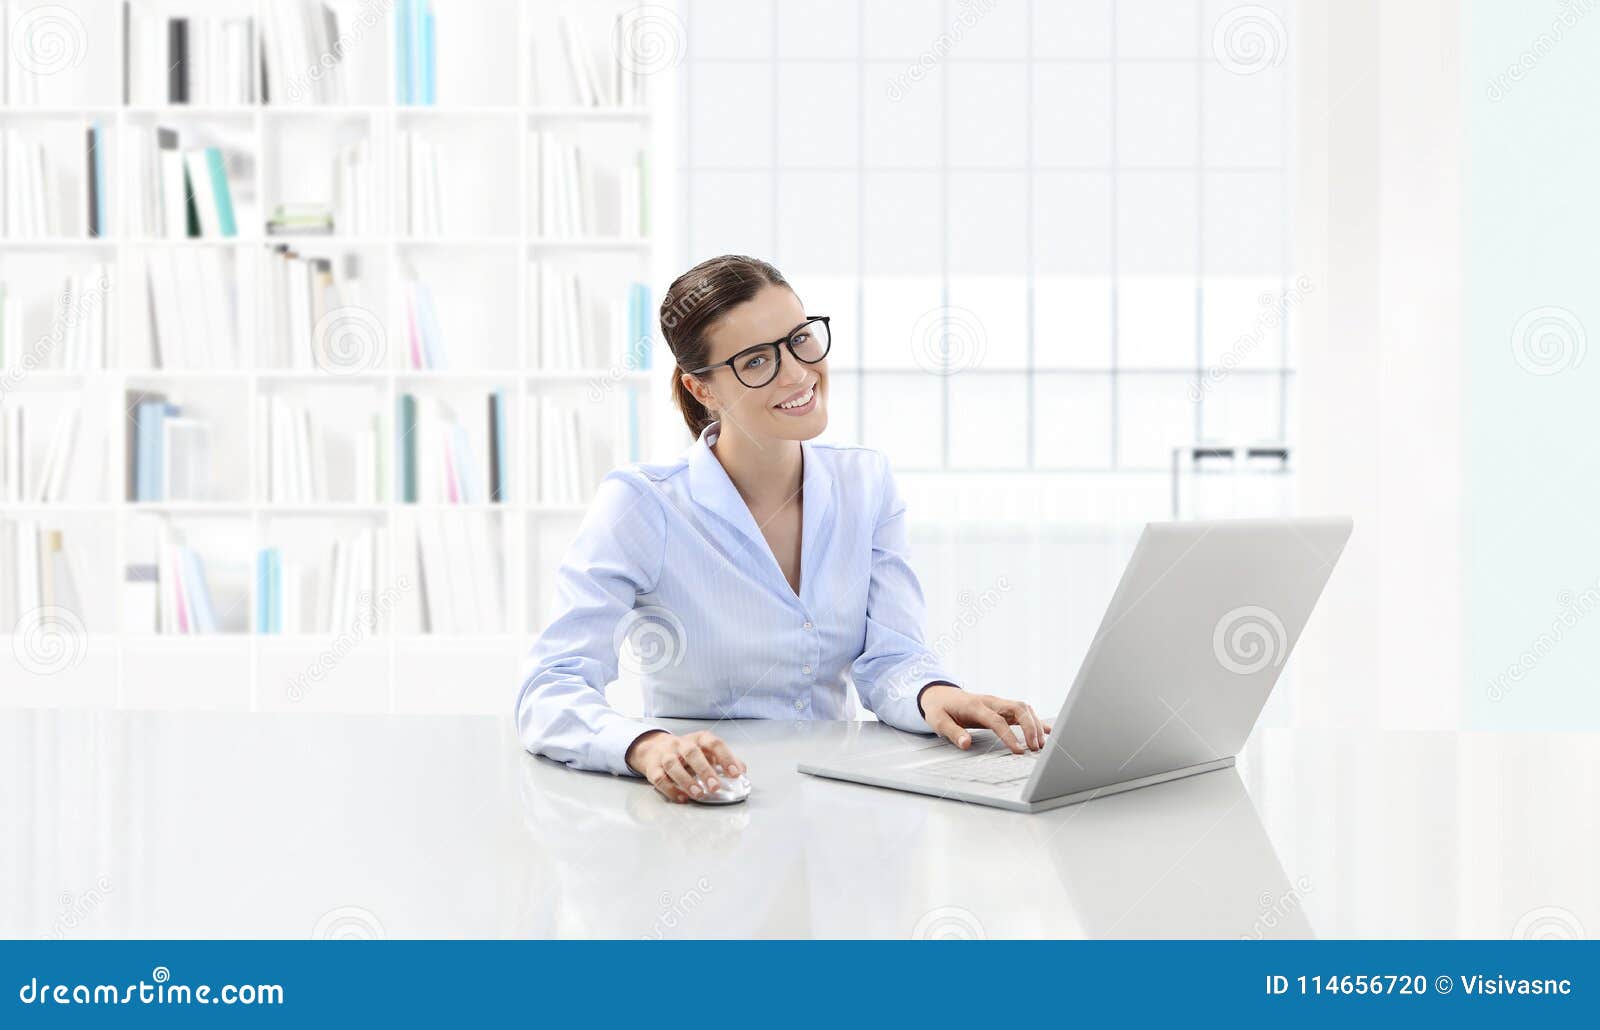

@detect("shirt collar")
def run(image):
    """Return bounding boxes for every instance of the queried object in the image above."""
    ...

[686,422,835,601]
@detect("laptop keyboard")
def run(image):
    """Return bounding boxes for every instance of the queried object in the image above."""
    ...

[920,748,1039,785]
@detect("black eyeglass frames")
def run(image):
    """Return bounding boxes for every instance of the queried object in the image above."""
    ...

[685,316,831,389]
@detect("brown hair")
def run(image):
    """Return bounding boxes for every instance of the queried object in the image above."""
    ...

[659,254,790,438]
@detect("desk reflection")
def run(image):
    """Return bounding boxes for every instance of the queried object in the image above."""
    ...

[515,724,1309,939]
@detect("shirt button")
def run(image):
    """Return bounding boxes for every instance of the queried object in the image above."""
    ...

[801,665,812,675]
[803,620,813,630]
[795,698,808,710]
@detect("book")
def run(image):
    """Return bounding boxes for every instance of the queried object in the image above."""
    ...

[204,147,237,236]
[168,18,189,103]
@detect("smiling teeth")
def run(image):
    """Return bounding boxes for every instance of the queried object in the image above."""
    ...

[778,386,814,409]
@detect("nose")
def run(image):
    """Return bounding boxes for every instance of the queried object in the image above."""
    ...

[774,353,808,387]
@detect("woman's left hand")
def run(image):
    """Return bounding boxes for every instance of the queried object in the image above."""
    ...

[918,684,1051,753]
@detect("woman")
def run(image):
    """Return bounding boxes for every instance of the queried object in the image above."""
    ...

[516,255,1048,802]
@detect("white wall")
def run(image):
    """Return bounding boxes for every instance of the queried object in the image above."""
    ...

[1292,0,1465,729]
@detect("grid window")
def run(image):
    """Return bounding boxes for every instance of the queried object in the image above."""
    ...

[680,0,1295,475]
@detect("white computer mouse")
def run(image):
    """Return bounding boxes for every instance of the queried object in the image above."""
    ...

[691,766,751,805]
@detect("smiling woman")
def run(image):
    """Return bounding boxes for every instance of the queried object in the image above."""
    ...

[514,254,1052,804]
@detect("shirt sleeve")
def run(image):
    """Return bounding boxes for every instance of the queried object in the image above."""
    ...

[849,453,959,734]
[515,471,669,776]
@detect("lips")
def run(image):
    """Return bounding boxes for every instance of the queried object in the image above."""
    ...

[774,383,815,410]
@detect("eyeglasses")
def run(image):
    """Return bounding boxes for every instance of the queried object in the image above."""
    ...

[685,316,831,389]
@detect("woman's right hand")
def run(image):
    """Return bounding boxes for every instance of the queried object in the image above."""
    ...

[625,729,745,803]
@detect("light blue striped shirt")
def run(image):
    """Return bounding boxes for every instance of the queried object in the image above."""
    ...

[515,422,955,775]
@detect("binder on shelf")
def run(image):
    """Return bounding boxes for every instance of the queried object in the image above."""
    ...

[259,1,344,105]
[257,528,384,635]
[396,392,502,505]
[149,523,221,636]
[0,405,81,504]
[401,279,446,370]
[85,122,106,238]
[130,127,241,239]
[145,248,237,369]
[0,128,60,238]
[2,523,86,630]
[412,510,503,636]
[127,392,208,503]
[396,0,437,104]
[182,147,238,238]
[489,391,506,503]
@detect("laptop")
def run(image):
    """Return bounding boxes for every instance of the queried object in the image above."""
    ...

[799,516,1353,813]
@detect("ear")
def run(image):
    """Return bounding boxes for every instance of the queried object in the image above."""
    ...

[680,370,717,413]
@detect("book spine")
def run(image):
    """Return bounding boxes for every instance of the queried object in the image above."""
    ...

[205,147,236,236]
[168,19,189,104]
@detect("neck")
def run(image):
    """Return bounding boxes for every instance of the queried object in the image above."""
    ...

[711,420,803,509]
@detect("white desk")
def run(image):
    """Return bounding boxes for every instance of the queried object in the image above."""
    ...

[3,711,1596,939]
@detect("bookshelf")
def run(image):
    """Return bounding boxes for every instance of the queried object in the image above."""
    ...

[0,0,677,714]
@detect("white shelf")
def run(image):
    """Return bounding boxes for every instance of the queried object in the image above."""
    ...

[0,0,675,714]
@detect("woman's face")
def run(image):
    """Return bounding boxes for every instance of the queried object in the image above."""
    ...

[686,284,829,443]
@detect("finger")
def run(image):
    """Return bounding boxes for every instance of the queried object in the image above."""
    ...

[696,733,744,777]
[646,766,688,803]
[659,753,700,800]
[971,703,1025,754]
[1017,704,1045,751]
[679,741,720,793]
[991,699,1043,750]
[1043,719,1053,734]
[928,710,972,749]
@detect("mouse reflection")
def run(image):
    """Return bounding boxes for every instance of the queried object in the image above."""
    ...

[1035,767,1314,939]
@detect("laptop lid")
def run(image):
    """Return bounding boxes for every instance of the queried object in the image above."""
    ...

[1022,516,1352,803]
